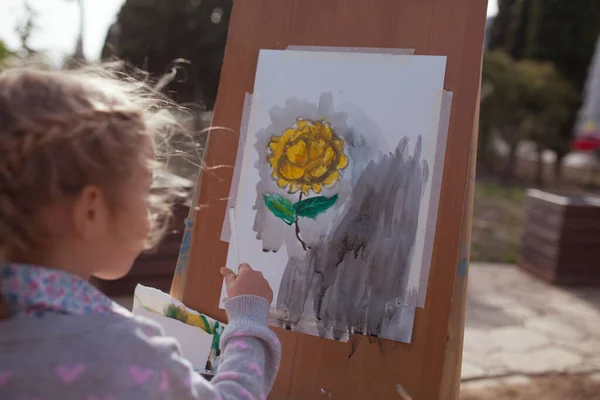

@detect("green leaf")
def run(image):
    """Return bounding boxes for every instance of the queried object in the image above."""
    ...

[263,193,296,225]
[293,194,338,219]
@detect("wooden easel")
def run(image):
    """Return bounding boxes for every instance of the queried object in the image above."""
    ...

[170,1,487,398]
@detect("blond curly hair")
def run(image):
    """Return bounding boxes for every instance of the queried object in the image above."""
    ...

[0,64,185,264]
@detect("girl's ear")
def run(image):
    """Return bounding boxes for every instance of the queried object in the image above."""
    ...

[72,185,109,241]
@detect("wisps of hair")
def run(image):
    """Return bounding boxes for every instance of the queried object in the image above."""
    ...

[0,61,199,263]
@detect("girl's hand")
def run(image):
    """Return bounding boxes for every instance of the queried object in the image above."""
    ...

[221,263,274,304]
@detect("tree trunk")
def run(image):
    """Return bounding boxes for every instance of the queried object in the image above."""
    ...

[554,152,565,188]
[502,142,519,183]
[535,145,544,187]
[74,0,85,61]
[477,124,492,171]
[488,0,519,51]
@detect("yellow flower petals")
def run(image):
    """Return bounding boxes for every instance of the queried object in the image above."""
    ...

[311,183,323,194]
[285,140,308,165]
[268,154,279,170]
[301,184,312,196]
[280,127,297,142]
[337,154,349,169]
[279,160,305,180]
[313,121,334,140]
[309,139,327,160]
[322,171,341,186]
[289,181,303,193]
[323,146,335,164]
[309,164,329,178]
[266,118,349,196]
[333,139,344,152]
[277,178,290,189]
[296,119,309,130]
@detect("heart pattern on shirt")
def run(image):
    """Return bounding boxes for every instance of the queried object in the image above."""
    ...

[0,371,12,387]
[248,362,262,377]
[159,370,169,392]
[238,389,254,400]
[229,340,249,351]
[55,364,86,384]
[129,366,153,385]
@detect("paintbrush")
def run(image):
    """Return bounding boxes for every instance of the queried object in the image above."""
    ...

[396,383,414,400]
[221,208,241,304]
[228,207,241,274]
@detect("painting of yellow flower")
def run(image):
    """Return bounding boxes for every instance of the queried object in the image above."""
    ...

[264,118,349,250]
[268,118,349,196]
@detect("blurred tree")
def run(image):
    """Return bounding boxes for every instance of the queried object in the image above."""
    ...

[481,51,576,184]
[486,0,600,184]
[15,0,38,58]
[517,60,578,186]
[480,52,529,182]
[528,1,600,92]
[0,40,11,62]
[72,0,85,62]
[487,0,518,51]
[526,0,600,183]
[62,0,87,68]
[0,40,14,70]
[102,0,232,111]
[481,0,531,171]
[504,0,532,60]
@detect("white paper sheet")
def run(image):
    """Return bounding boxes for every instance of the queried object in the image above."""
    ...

[133,308,213,372]
[133,284,224,372]
[220,49,447,343]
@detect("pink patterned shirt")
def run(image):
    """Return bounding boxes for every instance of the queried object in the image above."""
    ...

[0,264,281,400]
[0,263,127,318]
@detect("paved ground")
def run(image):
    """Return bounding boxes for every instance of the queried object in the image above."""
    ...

[462,263,600,387]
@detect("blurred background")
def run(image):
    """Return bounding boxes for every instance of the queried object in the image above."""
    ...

[1,1,599,399]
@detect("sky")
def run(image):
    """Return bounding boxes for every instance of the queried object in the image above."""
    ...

[0,0,498,65]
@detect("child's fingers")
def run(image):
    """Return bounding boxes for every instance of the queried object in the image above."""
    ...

[238,263,251,274]
[238,263,252,276]
[220,267,237,286]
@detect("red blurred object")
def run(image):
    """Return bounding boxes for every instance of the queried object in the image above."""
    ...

[572,134,600,152]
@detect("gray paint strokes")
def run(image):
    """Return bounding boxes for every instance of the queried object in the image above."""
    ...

[274,137,428,343]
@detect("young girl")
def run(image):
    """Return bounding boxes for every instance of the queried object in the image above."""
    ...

[0,65,281,399]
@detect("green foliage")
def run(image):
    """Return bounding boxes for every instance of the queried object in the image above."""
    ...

[487,0,600,164]
[263,193,339,224]
[263,194,296,225]
[293,194,338,219]
[480,51,577,181]
[471,180,525,263]
[477,179,525,202]
[516,59,578,150]
[0,40,11,61]
[487,0,518,51]
[481,52,529,147]
[528,0,600,92]
[504,0,532,59]
[105,0,233,109]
